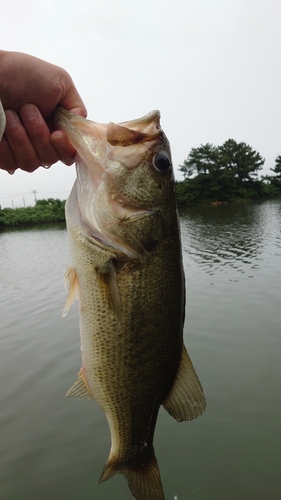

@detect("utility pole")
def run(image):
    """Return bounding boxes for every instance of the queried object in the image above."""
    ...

[23,197,26,207]
[32,190,38,204]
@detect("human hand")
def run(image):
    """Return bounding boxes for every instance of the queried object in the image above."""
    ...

[0,51,87,173]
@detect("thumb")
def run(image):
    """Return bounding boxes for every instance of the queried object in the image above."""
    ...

[59,84,87,118]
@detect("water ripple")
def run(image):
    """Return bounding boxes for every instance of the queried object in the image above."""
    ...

[180,199,281,276]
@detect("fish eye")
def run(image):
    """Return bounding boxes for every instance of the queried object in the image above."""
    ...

[152,151,171,172]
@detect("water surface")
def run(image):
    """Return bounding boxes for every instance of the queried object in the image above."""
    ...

[0,201,280,500]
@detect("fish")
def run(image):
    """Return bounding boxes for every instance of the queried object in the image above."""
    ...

[54,107,206,500]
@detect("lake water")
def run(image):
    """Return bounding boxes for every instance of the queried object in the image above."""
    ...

[0,199,280,500]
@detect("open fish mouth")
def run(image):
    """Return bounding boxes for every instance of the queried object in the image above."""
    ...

[54,108,169,258]
[54,107,162,174]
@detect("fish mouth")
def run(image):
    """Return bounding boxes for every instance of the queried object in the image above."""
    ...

[54,107,161,160]
[54,107,162,180]
[54,108,163,258]
[54,108,107,192]
[106,110,161,146]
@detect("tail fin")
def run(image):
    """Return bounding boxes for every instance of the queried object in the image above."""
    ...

[99,451,165,500]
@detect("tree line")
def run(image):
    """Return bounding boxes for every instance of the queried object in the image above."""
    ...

[1,141,281,228]
[0,198,66,227]
[176,139,281,206]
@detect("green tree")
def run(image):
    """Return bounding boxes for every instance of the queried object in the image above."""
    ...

[179,143,219,178]
[273,154,281,176]
[270,154,281,183]
[177,140,267,206]
[263,154,281,193]
[218,139,265,181]
[0,198,66,227]
[34,198,66,221]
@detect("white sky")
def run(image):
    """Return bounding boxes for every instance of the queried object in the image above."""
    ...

[1,0,281,208]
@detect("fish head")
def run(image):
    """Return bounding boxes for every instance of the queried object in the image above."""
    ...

[54,108,176,258]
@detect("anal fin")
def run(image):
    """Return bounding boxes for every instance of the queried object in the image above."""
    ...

[66,368,93,399]
[162,344,206,421]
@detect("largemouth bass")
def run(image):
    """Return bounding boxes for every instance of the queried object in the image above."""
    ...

[55,107,206,500]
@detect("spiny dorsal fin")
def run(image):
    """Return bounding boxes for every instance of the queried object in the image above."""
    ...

[162,344,206,421]
[62,266,79,317]
[66,368,93,399]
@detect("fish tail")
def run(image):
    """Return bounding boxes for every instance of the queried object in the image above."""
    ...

[99,451,165,500]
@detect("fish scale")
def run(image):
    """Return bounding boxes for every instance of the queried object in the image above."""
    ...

[55,107,206,500]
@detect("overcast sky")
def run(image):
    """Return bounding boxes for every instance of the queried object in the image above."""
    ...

[1,0,281,208]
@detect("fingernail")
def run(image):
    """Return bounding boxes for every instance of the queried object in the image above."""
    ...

[5,110,18,127]
[20,104,38,121]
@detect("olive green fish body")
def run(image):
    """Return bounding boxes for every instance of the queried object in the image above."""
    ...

[56,108,206,500]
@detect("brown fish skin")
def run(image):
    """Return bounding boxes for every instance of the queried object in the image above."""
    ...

[55,107,206,500]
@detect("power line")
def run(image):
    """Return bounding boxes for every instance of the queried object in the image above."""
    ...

[0,190,70,197]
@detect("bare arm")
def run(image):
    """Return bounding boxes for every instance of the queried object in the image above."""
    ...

[0,51,87,173]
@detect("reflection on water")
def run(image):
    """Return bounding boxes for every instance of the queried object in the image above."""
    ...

[0,223,66,293]
[0,199,280,500]
[180,200,281,277]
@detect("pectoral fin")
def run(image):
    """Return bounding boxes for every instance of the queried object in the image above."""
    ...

[97,260,122,324]
[162,344,206,421]
[62,266,79,317]
[66,368,93,399]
